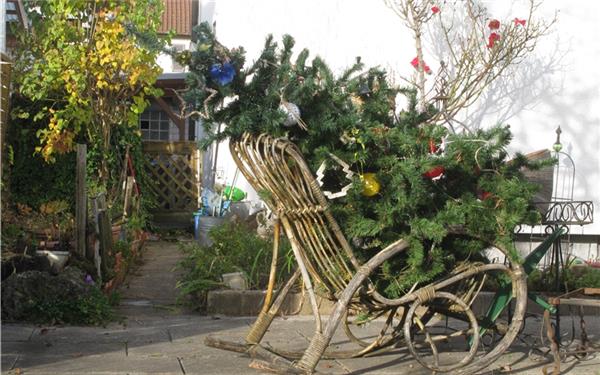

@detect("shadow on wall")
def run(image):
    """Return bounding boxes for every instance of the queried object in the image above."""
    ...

[424,1,567,131]
[464,40,567,129]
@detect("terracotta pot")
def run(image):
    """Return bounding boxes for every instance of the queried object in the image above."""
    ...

[111,225,122,243]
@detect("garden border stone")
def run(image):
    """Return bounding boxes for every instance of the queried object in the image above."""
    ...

[206,290,600,316]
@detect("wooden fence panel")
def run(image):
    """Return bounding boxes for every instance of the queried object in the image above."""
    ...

[142,141,202,217]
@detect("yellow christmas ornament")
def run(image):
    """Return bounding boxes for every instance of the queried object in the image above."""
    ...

[350,94,364,108]
[360,173,380,197]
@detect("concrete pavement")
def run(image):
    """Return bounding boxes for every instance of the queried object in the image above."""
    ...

[2,239,599,374]
[2,307,600,374]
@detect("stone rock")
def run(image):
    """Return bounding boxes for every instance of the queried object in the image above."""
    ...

[1,254,53,281]
[1,267,91,321]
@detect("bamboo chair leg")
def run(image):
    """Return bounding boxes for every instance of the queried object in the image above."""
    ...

[205,269,301,354]
[246,219,282,344]
[246,269,301,344]
[295,239,409,373]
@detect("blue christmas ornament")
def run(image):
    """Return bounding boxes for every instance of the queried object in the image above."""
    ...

[209,62,235,86]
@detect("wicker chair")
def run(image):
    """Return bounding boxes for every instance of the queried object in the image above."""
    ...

[205,133,528,374]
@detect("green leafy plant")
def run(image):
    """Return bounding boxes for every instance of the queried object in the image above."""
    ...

[29,286,117,325]
[177,221,293,309]
[12,0,166,187]
[1,268,118,326]
[528,265,600,292]
[6,96,76,210]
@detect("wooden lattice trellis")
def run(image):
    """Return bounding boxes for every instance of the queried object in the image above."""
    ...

[142,141,202,213]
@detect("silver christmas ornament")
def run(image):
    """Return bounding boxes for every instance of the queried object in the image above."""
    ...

[279,102,301,127]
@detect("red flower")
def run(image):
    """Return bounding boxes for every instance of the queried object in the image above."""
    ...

[488,19,500,30]
[431,6,440,14]
[410,57,432,74]
[514,18,526,26]
[423,166,445,180]
[487,32,500,48]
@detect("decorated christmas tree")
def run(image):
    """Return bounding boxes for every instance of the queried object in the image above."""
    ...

[176,21,549,297]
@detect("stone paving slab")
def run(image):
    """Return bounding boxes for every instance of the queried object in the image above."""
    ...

[4,307,598,375]
[3,238,599,375]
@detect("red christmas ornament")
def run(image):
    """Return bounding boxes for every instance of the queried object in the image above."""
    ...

[423,166,445,180]
[410,57,432,74]
[488,19,501,30]
[487,32,501,48]
[431,6,440,14]
[428,138,438,153]
[514,18,526,26]
[478,191,493,200]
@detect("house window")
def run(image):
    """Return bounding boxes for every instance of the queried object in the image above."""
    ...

[140,110,170,141]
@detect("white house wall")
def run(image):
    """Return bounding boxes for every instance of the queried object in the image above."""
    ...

[206,0,599,237]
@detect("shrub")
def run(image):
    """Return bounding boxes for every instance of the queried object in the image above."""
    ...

[177,220,293,309]
[528,266,600,292]
[1,267,117,325]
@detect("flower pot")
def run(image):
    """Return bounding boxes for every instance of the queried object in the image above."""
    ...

[36,250,70,272]
[112,224,127,243]
[197,216,226,247]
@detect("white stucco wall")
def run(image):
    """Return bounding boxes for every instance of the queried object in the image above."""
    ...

[206,0,599,236]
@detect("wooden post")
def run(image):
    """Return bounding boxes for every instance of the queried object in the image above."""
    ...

[122,176,134,219]
[76,144,87,257]
[98,209,112,277]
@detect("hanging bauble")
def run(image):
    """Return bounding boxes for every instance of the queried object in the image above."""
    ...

[279,101,307,130]
[316,153,354,199]
[360,173,381,197]
[372,126,390,137]
[477,190,493,201]
[350,95,364,109]
[279,102,300,127]
[428,138,438,153]
[423,166,445,181]
[359,82,370,96]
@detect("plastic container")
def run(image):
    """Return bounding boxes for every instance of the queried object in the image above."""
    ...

[193,210,202,241]
[222,186,246,202]
[197,215,226,247]
[36,250,70,272]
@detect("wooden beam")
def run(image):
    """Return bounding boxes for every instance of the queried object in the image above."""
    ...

[154,97,186,141]
[98,209,112,277]
[142,140,197,154]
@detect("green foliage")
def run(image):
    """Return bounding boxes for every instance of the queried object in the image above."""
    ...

[182,22,546,298]
[1,267,118,326]
[28,286,117,325]
[529,266,600,292]
[7,96,75,209]
[13,0,165,186]
[177,221,293,309]
[570,267,600,289]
